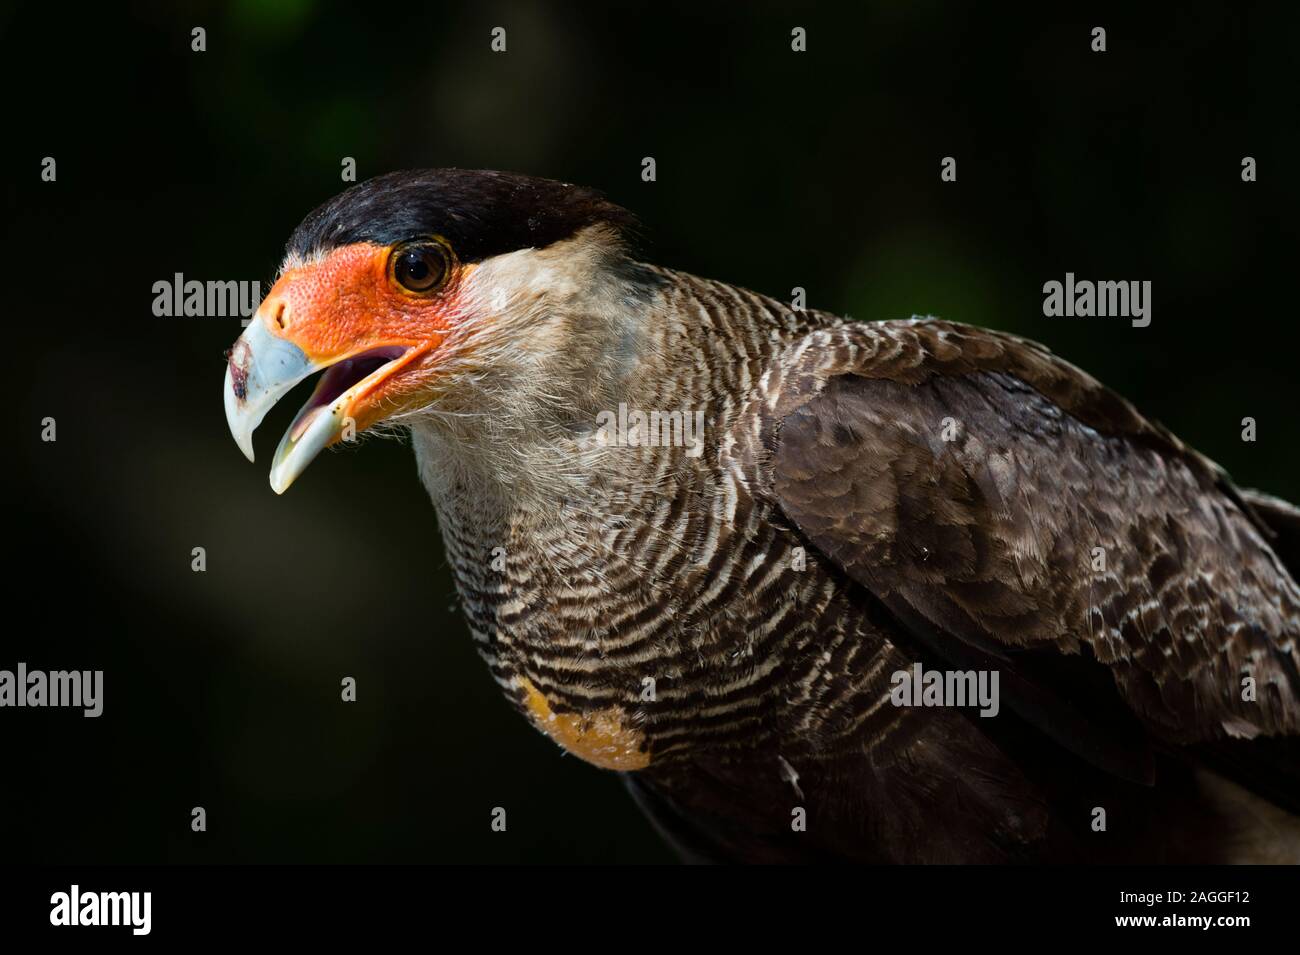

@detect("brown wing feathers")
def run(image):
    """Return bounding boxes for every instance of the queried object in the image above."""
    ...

[769,321,1300,780]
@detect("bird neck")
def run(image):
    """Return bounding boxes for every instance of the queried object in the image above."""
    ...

[408,257,846,570]
[407,262,848,765]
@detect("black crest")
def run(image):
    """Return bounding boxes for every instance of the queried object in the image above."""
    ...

[286,169,638,263]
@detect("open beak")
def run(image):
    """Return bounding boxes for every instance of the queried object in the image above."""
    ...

[223,313,413,493]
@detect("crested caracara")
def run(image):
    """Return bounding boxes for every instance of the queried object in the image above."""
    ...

[224,169,1300,863]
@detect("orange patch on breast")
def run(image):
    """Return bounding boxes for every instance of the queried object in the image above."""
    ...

[518,677,651,771]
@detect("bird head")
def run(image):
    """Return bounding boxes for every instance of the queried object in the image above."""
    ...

[224,169,641,492]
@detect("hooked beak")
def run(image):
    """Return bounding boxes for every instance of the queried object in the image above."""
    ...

[223,313,413,494]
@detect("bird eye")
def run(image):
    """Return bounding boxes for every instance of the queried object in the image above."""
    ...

[390,241,451,294]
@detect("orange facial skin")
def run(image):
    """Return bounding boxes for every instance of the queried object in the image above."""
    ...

[260,241,473,434]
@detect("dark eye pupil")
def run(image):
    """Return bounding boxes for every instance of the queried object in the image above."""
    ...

[403,253,429,280]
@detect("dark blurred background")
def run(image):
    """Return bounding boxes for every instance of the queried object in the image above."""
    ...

[4,1,1297,863]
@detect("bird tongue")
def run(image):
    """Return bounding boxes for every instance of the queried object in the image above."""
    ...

[268,345,409,493]
[287,349,404,443]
